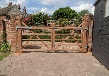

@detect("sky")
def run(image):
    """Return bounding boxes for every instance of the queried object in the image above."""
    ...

[0,0,96,15]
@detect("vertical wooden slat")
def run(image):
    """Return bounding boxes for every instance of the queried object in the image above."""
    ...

[17,29,22,53]
[82,15,88,52]
[16,29,18,52]
[15,16,22,53]
[82,29,88,52]
[51,24,55,52]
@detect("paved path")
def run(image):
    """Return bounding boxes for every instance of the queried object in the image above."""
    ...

[0,52,109,76]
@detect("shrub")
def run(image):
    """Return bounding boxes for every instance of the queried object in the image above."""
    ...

[58,18,70,27]
[0,42,11,53]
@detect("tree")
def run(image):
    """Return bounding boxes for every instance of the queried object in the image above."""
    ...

[52,6,80,20]
[58,18,70,27]
[52,6,81,26]
[78,9,91,17]
[32,12,49,26]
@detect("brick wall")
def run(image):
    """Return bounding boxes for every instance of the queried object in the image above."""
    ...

[6,15,18,52]
[0,15,21,52]
[0,16,6,44]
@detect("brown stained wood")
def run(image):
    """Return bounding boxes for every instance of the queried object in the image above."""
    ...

[16,28,18,52]
[81,15,89,52]
[16,14,93,53]
[16,29,22,53]
[22,26,51,50]
[22,21,28,26]
[17,25,89,53]
[78,21,84,27]
[22,49,50,52]
[29,35,33,39]
[55,39,82,40]
[55,49,81,51]
[55,34,82,36]
[51,24,55,52]
[16,16,22,53]
[22,44,51,46]
[56,43,82,46]
[55,30,75,49]
[22,39,51,41]
[28,31,35,40]
[82,30,88,52]
[22,33,51,35]
[36,35,51,50]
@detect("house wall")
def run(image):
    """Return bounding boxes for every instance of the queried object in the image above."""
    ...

[93,0,109,69]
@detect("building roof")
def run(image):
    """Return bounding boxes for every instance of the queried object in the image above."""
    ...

[93,0,100,6]
[0,4,22,15]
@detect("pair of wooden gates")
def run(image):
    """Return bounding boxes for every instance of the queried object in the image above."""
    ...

[16,24,88,53]
[15,14,93,53]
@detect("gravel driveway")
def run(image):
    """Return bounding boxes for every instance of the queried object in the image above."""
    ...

[0,52,109,76]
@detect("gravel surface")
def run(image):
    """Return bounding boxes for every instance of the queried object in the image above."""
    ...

[0,52,109,76]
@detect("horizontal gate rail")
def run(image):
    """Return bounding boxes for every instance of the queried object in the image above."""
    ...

[55,34,82,36]
[54,39,82,40]
[22,44,51,46]
[16,26,88,30]
[22,33,51,35]
[22,49,50,52]
[22,39,51,41]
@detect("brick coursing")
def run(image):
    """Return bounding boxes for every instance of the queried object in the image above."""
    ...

[7,15,18,52]
[0,15,20,52]
[0,16,6,44]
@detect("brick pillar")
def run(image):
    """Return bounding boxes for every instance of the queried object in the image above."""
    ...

[0,16,6,43]
[7,15,17,52]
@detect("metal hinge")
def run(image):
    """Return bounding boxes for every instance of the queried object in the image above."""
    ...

[16,26,18,30]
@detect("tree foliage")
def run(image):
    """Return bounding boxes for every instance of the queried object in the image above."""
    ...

[58,18,70,27]
[32,12,49,26]
[52,6,80,20]
[52,6,81,26]
[78,9,90,17]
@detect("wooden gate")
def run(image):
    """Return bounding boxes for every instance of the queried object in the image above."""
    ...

[16,24,88,53]
[15,15,93,53]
